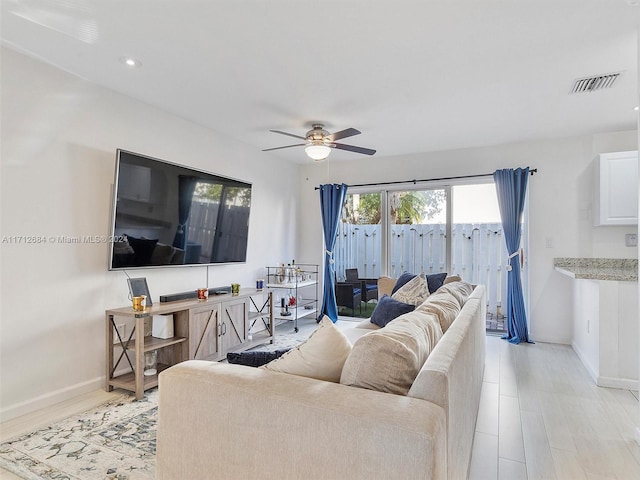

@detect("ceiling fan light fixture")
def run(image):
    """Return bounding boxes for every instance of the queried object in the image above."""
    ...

[305,143,331,161]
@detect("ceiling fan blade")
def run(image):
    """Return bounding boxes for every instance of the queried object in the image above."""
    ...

[326,128,361,142]
[269,129,306,140]
[262,143,306,152]
[331,142,376,156]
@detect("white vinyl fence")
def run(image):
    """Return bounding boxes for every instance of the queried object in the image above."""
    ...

[334,222,509,319]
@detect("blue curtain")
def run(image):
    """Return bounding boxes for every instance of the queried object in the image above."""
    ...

[318,183,348,322]
[494,168,533,344]
[173,175,198,251]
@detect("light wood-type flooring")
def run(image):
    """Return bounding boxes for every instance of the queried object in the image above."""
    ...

[470,335,640,480]
[1,329,639,479]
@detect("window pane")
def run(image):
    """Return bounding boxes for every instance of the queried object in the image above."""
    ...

[337,192,382,281]
[389,189,447,277]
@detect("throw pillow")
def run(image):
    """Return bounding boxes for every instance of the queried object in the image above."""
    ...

[260,316,352,382]
[340,311,443,395]
[377,276,396,297]
[226,349,290,367]
[391,272,448,296]
[426,272,448,294]
[391,273,430,306]
[370,294,415,328]
[444,275,462,285]
[391,272,417,294]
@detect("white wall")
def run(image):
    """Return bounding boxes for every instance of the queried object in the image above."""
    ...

[298,131,638,344]
[2,46,637,421]
[0,48,298,421]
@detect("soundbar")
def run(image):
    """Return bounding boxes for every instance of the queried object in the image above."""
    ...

[160,286,232,303]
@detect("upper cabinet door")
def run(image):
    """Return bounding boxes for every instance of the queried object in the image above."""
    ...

[594,151,638,226]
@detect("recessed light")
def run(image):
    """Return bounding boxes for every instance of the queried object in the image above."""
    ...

[634,106,639,111]
[119,56,142,68]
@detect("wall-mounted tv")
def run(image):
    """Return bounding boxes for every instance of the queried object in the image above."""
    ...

[109,149,252,270]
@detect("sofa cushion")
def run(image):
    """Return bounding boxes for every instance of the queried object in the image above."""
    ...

[340,310,443,395]
[370,294,415,328]
[416,291,461,333]
[436,281,475,307]
[392,273,430,306]
[261,316,352,382]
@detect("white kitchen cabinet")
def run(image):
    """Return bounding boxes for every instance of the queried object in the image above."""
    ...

[593,150,638,226]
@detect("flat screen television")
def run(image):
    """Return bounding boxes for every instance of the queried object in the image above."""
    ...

[108,149,252,270]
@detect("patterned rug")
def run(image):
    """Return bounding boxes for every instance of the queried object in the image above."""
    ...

[0,333,308,480]
[0,390,157,480]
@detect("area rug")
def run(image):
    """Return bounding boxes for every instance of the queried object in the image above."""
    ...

[0,333,308,480]
[0,390,157,480]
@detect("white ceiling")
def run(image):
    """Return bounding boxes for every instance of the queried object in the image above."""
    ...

[2,0,639,163]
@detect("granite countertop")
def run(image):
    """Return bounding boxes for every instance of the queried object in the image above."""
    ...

[554,258,638,282]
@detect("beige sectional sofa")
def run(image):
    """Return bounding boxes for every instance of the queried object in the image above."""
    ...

[157,283,486,480]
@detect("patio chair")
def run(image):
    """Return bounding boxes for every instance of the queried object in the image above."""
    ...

[345,268,378,303]
[335,280,362,316]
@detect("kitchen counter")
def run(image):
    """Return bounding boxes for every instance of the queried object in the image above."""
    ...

[554,257,637,282]
[554,257,638,390]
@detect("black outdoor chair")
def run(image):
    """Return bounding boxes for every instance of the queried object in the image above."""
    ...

[345,268,378,303]
[335,281,362,316]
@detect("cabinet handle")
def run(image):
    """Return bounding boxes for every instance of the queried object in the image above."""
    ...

[222,322,227,336]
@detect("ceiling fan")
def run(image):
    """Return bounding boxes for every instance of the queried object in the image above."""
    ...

[262,124,376,161]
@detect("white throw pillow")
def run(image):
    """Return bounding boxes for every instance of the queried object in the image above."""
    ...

[261,316,352,382]
[391,273,430,306]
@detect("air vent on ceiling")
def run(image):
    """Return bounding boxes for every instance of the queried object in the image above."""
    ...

[570,72,621,93]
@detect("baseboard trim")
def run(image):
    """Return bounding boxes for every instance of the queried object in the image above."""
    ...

[0,376,104,423]
[570,342,598,384]
[571,343,638,390]
[596,376,639,390]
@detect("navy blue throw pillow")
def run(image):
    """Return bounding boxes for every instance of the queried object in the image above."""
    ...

[226,349,290,367]
[391,272,417,294]
[370,294,415,328]
[426,272,448,293]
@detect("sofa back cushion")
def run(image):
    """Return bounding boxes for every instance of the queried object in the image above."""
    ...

[436,281,475,307]
[416,291,461,334]
[340,311,443,395]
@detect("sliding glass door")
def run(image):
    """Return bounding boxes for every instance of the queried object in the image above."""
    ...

[336,180,527,330]
[451,183,508,333]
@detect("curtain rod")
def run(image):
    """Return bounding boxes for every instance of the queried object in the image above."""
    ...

[315,168,537,190]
